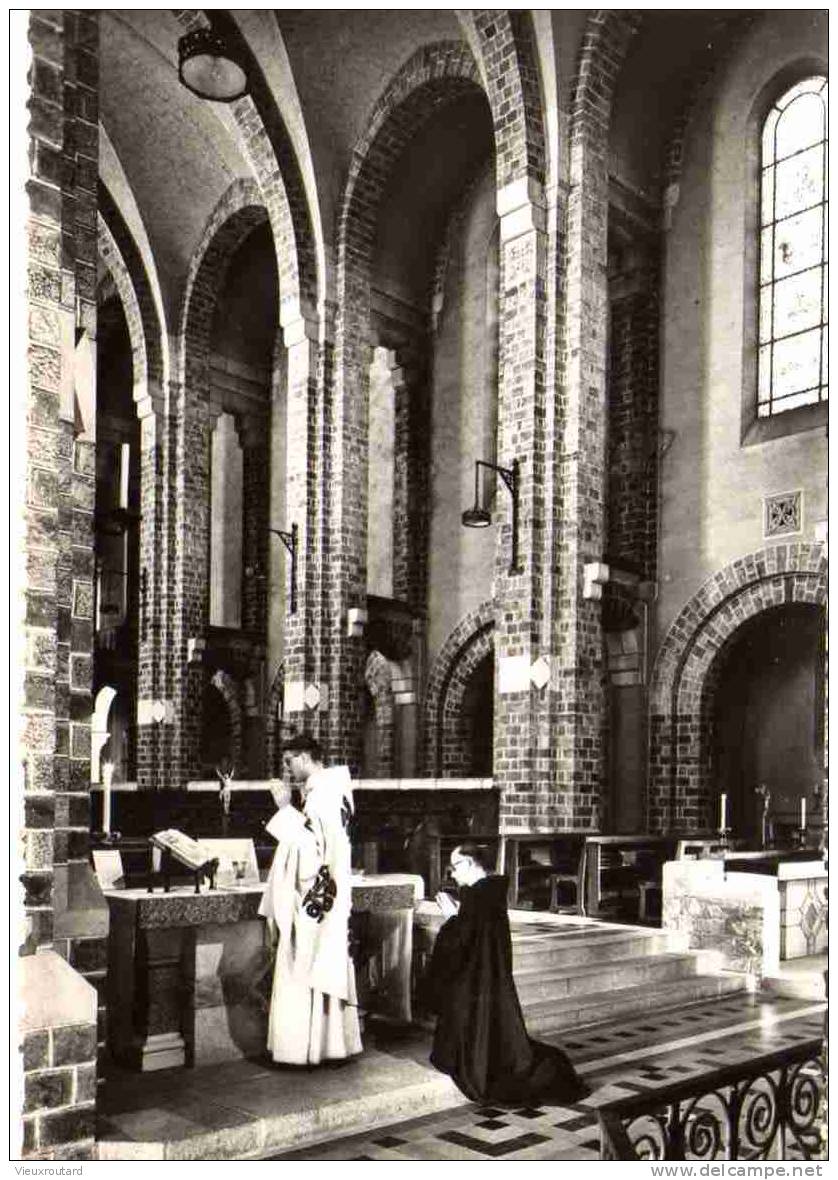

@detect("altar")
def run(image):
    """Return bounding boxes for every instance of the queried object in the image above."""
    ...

[104,872,423,1071]
[662,851,827,979]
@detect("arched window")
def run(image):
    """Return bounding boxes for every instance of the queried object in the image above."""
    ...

[758,76,828,417]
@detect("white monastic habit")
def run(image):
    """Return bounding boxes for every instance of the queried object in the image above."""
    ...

[258,765,362,1064]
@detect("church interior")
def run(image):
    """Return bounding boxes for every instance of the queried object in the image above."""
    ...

[15,7,827,1163]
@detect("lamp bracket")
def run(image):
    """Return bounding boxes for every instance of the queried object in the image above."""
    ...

[270,523,298,614]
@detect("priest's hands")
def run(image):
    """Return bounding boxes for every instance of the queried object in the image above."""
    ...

[270,781,292,811]
[436,890,460,919]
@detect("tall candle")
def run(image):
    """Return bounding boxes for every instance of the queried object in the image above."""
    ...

[102,761,114,835]
[719,793,727,831]
[800,796,806,829]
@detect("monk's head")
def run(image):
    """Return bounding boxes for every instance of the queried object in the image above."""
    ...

[449,843,491,888]
[282,733,324,789]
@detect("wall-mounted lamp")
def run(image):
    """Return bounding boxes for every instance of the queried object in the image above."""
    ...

[177,28,249,102]
[270,523,298,615]
[461,458,522,574]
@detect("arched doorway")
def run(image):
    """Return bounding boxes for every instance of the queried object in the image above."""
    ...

[460,651,494,777]
[712,603,825,842]
[200,683,234,778]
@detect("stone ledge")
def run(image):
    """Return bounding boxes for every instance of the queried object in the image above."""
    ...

[19,950,97,1033]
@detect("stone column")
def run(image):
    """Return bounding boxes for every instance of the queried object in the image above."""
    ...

[135,400,167,790]
[324,299,372,772]
[279,314,326,745]
[391,344,430,614]
[165,374,212,786]
[492,177,552,831]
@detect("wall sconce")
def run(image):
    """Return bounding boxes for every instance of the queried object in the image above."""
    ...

[177,28,249,102]
[461,458,522,574]
[270,523,298,615]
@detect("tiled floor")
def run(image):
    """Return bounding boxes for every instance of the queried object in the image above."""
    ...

[98,993,824,1161]
[270,998,826,1161]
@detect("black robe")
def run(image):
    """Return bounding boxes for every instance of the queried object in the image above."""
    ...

[426,873,590,1106]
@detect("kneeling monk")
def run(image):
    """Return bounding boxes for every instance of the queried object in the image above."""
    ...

[259,735,362,1065]
[426,842,589,1105]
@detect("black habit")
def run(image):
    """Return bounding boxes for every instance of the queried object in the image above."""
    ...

[427,873,590,1106]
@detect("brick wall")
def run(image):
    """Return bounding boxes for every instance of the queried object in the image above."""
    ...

[21,10,102,1162]
[21,1018,97,1160]
[606,239,661,581]
[648,544,827,832]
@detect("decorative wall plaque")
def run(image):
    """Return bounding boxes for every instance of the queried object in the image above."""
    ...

[764,490,802,538]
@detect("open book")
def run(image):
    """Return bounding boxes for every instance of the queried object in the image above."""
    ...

[150,829,215,871]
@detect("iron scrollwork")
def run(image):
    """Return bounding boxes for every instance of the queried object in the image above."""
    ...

[599,1039,825,1161]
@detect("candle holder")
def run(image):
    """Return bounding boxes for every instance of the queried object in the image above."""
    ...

[716,828,733,851]
[793,826,808,851]
[93,827,122,846]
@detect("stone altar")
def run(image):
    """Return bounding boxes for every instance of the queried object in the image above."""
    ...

[662,855,827,979]
[104,874,423,1071]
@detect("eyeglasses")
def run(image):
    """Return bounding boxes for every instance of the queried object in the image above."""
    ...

[449,857,468,872]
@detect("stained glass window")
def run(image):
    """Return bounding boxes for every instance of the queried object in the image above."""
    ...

[758,76,828,416]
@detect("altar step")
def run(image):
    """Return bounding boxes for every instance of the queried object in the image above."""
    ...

[505,918,747,1035]
[762,952,827,1002]
[525,972,746,1035]
[412,909,749,1037]
[97,1043,469,1161]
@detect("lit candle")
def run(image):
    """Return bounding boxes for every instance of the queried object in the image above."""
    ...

[102,761,114,835]
[800,796,806,830]
[719,793,727,832]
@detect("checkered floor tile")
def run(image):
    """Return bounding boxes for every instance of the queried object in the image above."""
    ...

[273,996,824,1161]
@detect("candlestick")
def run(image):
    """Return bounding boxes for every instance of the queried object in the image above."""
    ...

[101,761,114,835]
[719,793,727,832]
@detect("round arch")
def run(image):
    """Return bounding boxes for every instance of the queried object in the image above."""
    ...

[424,600,496,777]
[204,669,243,773]
[648,543,827,832]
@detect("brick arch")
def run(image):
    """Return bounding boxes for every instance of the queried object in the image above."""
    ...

[97,185,170,787]
[174,9,318,320]
[648,543,827,833]
[179,178,270,366]
[571,11,641,134]
[264,662,286,776]
[329,44,493,768]
[467,10,546,188]
[168,181,274,785]
[364,650,396,779]
[424,601,496,777]
[207,669,243,771]
[97,193,167,414]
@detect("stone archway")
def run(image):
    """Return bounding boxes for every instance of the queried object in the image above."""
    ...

[363,650,396,779]
[201,669,243,775]
[424,601,496,777]
[648,543,827,832]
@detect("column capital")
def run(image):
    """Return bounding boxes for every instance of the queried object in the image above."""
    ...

[281,311,319,347]
[497,175,546,217]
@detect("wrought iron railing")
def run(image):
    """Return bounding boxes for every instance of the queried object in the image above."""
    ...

[599,1038,825,1161]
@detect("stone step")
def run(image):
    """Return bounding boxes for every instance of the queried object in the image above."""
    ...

[524,972,747,1035]
[97,1049,469,1162]
[515,952,700,1004]
[512,929,674,970]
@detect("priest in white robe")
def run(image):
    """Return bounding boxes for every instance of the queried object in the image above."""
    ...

[258,735,362,1065]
